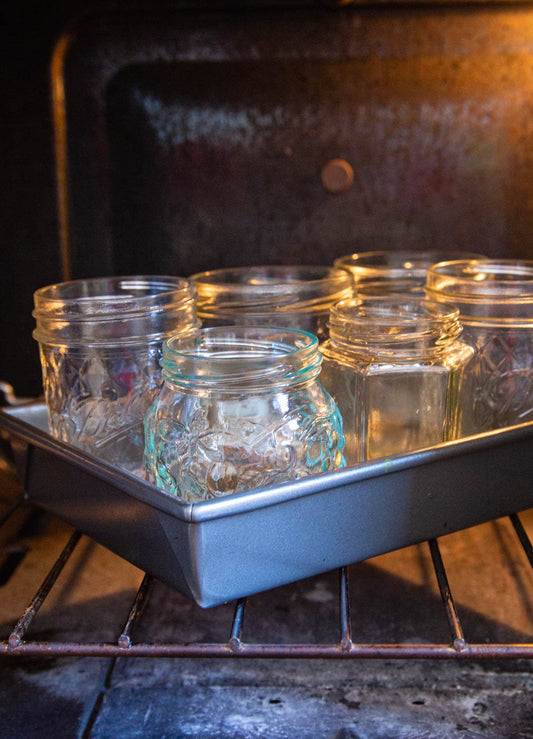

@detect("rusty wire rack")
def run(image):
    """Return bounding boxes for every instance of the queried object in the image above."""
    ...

[1,496,532,662]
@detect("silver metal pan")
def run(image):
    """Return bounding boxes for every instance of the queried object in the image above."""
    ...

[1,403,532,607]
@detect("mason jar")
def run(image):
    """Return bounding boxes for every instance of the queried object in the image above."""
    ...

[425,259,533,436]
[144,326,345,502]
[334,250,484,296]
[191,265,354,341]
[33,276,200,472]
[320,297,474,465]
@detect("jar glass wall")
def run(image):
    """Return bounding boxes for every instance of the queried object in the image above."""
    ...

[426,259,533,435]
[33,275,199,472]
[144,326,345,501]
[320,297,473,465]
[334,250,484,296]
[191,265,354,341]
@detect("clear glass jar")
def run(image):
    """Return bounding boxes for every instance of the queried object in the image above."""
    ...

[425,259,533,436]
[191,265,354,341]
[33,276,200,472]
[144,326,345,502]
[334,250,484,295]
[320,297,474,465]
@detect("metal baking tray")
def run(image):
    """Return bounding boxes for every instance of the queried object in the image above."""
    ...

[1,403,532,608]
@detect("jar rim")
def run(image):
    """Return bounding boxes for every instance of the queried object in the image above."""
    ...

[334,250,484,278]
[192,264,352,289]
[328,297,462,353]
[426,259,533,301]
[33,275,196,319]
[331,296,460,323]
[191,265,353,312]
[161,326,321,389]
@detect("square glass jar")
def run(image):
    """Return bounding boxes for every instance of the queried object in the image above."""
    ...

[320,297,473,465]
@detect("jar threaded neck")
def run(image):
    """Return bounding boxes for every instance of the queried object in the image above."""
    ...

[425,259,533,325]
[327,297,463,360]
[191,265,354,316]
[161,327,322,391]
[33,275,199,346]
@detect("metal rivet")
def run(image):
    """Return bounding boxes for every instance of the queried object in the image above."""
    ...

[321,158,354,194]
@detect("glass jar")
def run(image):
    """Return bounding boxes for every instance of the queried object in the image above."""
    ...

[425,259,533,436]
[334,250,484,296]
[33,276,200,472]
[320,297,474,465]
[191,265,354,341]
[144,326,345,502]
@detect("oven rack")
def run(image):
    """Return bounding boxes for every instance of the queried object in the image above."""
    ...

[1,498,532,661]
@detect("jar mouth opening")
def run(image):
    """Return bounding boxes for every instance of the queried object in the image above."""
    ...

[191,265,354,311]
[328,297,462,350]
[331,296,460,323]
[33,276,196,319]
[353,278,426,296]
[192,264,352,288]
[426,259,533,301]
[162,326,321,387]
[334,250,483,280]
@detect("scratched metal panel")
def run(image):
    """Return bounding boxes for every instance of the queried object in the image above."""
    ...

[54,4,533,278]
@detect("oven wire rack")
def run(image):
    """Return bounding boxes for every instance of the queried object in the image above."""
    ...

[1,498,532,662]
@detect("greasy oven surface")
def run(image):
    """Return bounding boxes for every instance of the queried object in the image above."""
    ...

[57,3,533,278]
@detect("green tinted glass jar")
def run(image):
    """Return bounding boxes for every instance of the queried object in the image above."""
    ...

[144,326,345,501]
[320,297,473,465]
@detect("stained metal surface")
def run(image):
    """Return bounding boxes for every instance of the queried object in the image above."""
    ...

[54,3,533,280]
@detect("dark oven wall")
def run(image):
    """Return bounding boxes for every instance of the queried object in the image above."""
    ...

[2,1,69,398]
[1,0,112,398]
[4,0,533,395]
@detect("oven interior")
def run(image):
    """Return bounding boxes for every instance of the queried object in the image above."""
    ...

[1,1,532,736]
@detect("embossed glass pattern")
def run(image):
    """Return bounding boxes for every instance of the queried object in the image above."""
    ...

[334,250,483,295]
[144,326,345,502]
[33,276,200,472]
[320,297,473,465]
[191,265,354,341]
[426,259,533,436]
